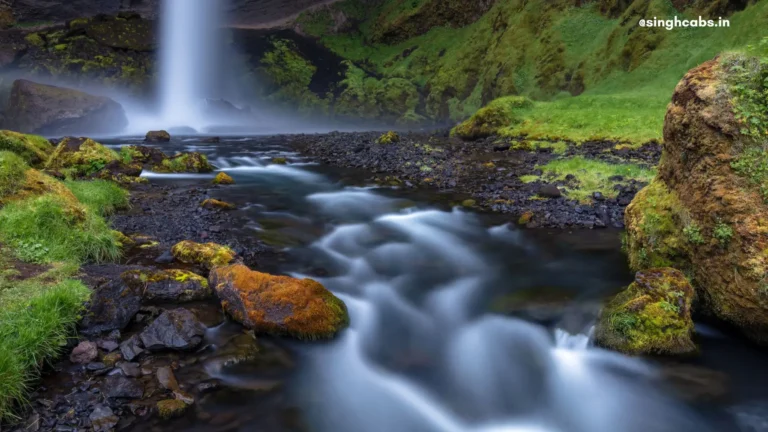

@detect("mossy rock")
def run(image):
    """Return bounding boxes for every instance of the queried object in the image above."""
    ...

[151,153,213,174]
[452,96,533,140]
[171,240,236,270]
[212,172,235,185]
[145,130,171,143]
[201,199,235,210]
[0,130,54,167]
[271,157,288,165]
[209,264,349,340]
[122,269,212,303]
[156,399,188,420]
[596,268,696,356]
[376,131,400,145]
[46,137,119,178]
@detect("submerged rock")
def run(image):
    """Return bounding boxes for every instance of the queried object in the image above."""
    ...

[89,405,119,432]
[209,264,349,339]
[80,279,142,336]
[4,80,127,135]
[171,240,236,270]
[145,130,171,142]
[122,268,212,303]
[139,309,206,351]
[624,56,768,344]
[595,268,696,356]
[212,172,235,185]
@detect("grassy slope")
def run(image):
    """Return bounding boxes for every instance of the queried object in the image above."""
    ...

[298,0,768,143]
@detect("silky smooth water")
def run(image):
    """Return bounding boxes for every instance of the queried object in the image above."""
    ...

[102,136,765,431]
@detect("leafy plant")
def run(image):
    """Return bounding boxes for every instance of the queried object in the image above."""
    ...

[659,300,680,314]
[610,312,638,336]
[713,221,734,247]
[683,223,705,245]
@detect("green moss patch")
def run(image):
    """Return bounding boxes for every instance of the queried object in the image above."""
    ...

[0,131,53,167]
[452,96,533,140]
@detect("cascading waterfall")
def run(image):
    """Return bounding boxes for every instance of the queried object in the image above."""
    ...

[157,0,225,129]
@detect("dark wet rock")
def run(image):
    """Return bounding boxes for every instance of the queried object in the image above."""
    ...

[145,130,171,142]
[80,279,142,336]
[139,309,206,351]
[537,184,562,198]
[155,250,175,264]
[104,375,144,399]
[3,79,127,135]
[89,405,118,432]
[87,362,107,373]
[122,269,212,303]
[70,341,98,364]
[660,363,730,402]
[117,362,142,378]
[119,335,145,362]
[156,366,180,392]
[201,136,221,143]
[156,399,188,420]
[97,339,119,352]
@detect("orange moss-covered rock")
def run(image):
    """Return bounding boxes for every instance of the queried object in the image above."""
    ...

[201,199,235,210]
[625,56,768,344]
[212,172,235,185]
[595,268,696,356]
[171,241,236,270]
[209,264,349,339]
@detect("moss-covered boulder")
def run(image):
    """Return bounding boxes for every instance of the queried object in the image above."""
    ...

[0,130,53,166]
[122,269,212,303]
[46,137,119,178]
[624,55,768,344]
[452,96,533,140]
[595,268,696,356]
[145,130,171,143]
[209,264,349,339]
[150,152,213,174]
[171,241,236,270]
[377,131,400,145]
[212,172,234,185]
[201,199,235,210]
[156,399,188,420]
[3,80,127,135]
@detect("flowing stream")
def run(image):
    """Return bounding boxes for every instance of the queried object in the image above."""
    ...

[101,136,768,432]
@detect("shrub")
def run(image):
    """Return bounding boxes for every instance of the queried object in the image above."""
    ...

[0,194,120,263]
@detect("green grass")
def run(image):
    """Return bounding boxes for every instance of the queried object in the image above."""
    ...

[0,262,88,421]
[65,180,129,216]
[0,194,121,263]
[538,156,656,203]
[0,151,28,198]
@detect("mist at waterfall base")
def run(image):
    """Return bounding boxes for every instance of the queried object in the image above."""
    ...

[110,137,757,432]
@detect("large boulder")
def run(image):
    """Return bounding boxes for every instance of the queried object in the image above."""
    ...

[624,55,768,343]
[145,130,170,143]
[3,80,127,135]
[121,269,212,303]
[46,137,119,175]
[209,264,349,339]
[80,279,142,336]
[139,308,206,351]
[595,268,696,356]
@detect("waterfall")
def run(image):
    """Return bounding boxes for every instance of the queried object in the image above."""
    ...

[157,0,225,129]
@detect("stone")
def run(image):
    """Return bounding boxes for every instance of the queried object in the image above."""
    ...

[104,375,144,399]
[145,130,171,142]
[212,172,235,185]
[80,279,142,336]
[170,240,236,270]
[201,199,236,210]
[209,264,349,339]
[4,80,127,135]
[119,335,145,362]
[537,184,562,198]
[156,399,188,420]
[103,351,122,367]
[139,309,206,351]
[89,405,118,432]
[595,268,696,356]
[156,366,180,392]
[117,362,142,378]
[97,339,119,352]
[121,269,212,303]
[70,341,98,364]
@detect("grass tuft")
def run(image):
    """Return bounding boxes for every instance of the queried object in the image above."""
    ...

[65,180,130,216]
[0,151,29,198]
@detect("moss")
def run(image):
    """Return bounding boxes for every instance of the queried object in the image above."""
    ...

[24,33,45,47]
[377,131,400,145]
[1,169,80,208]
[596,268,696,356]
[212,172,235,185]
[201,199,235,210]
[518,211,534,225]
[46,137,119,178]
[171,241,236,270]
[271,157,288,165]
[0,131,54,167]
[259,38,328,113]
[152,153,213,174]
[461,199,476,207]
[156,399,188,420]
[54,44,67,51]
[452,96,533,140]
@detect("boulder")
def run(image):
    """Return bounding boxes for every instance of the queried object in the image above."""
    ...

[145,130,171,143]
[538,184,562,198]
[70,341,98,364]
[156,399,188,420]
[121,269,212,303]
[3,80,127,135]
[624,55,768,344]
[139,309,206,351]
[212,172,234,185]
[45,136,120,178]
[595,268,696,356]
[150,152,213,173]
[80,279,142,336]
[120,145,167,166]
[209,264,349,339]
[170,240,236,270]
